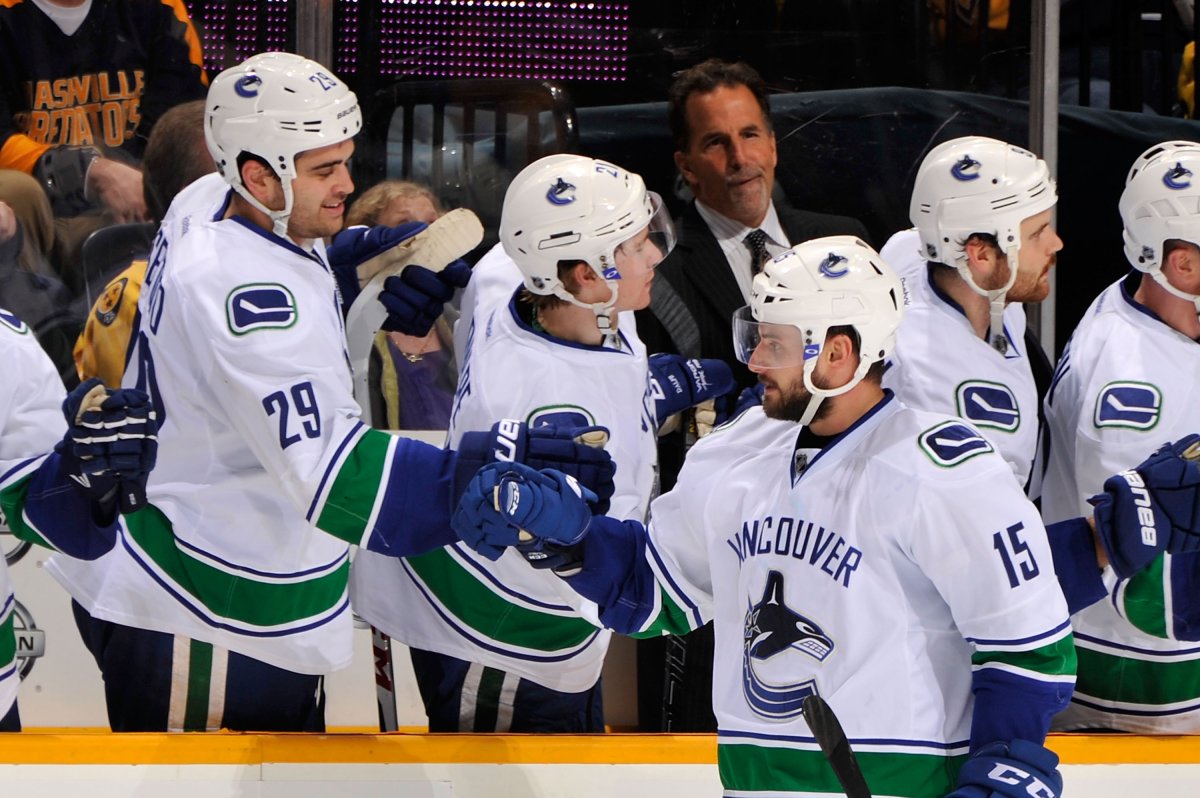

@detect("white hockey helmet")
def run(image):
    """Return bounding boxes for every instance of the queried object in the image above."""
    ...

[205,52,362,237]
[1120,140,1200,314]
[732,235,904,425]
[499,153,675,333]
[910,136,1056,351]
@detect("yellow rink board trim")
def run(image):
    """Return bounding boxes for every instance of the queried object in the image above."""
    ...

[1,732,1197,766]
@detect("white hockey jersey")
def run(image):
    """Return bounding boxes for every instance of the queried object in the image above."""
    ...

[636,397,1073,797]
[1043,272,1200,732]
[48,174,458,675]
[352,290,658,692]
[0,308,65,720]
[881,229,1039,489]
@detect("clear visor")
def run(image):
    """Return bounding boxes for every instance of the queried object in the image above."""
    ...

[732,305,816,370]
[609,192,677,276]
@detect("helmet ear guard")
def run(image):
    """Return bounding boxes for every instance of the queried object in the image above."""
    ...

[1120,140,1200,317]
[734,236,904,425]
[205,52,362,238]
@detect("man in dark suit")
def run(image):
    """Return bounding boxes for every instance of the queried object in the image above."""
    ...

[637,59,869,391]
[634,59,870,734]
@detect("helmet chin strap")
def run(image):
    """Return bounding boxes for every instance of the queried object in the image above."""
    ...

[957,245,1020,355]
[232,180,293,239]
[797,357,871,428]
[554,280,622,347]
[1149,269,1200,322]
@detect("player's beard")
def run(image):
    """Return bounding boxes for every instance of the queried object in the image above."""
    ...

[761,374,832,425]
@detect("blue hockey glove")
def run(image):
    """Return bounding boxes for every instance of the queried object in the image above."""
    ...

[1090,434,1200,578]
[56,378,158,520]
[945,739,1061,798]
[327,222,429,272]
[379,260,472,336]
[453,419,615,514]
[452,461,597,574]
[648,353,736,431]
[734,382,766,417]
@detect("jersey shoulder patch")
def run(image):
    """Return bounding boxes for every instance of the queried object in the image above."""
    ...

[1093,381,1162,430]
[0,307,29,335]
[226,283,298,335]
[918,420,995,467]
[955,380,1021,432]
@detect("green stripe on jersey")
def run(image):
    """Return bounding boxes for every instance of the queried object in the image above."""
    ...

[718,741,964,797]
[0,613,14,670]
[0,476,54,550]
[971,633,1077,678]
[125,505,348,627]
[1118,556,1169,638]
[630,587,699,639]
[1075,644,1200,706]
[315,428,391,545]
[406,548,599,651]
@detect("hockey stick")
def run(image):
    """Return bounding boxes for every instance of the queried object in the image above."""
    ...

[344,208,484,426]
[803,694,873,798]
[370,624,400,732]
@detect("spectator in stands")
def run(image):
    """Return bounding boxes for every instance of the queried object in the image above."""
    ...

[0,0,207,293]
[632,58,870,732]
[74,99,212,388]
[344,180,458,431]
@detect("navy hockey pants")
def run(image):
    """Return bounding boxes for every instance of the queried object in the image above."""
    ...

[409,646,604,732]
[72,601,326,732]
[0,701,18,731]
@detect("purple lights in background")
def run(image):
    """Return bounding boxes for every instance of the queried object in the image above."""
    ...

[376,0,630,81]
[186,0,291,75]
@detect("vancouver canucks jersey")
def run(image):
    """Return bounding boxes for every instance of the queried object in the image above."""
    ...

[47,174,459,675]
[352,290,658,692]
[634,398,1073,797]
[0,308,64,720]
[882,229,1039,488]
[1043,272,1200,732]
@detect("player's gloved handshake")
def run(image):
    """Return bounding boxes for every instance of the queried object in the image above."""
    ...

[453,461,595,576]
[453,419,616,514]
[55,378,158,523]
[1090,433,1200,578]
[944,739,1061,798]
[648,353,736,436]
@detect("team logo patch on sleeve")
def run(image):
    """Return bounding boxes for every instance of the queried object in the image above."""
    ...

[94,277,130,326]
[226,283,298,335]
[1094,381,1161,430]
[955,380,1021,432]
[918,420,994,466]
[0,308,29,334]
[527,405,596,429]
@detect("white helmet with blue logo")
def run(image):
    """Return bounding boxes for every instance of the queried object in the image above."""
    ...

[909,136,1056,350]
[1120,140,1200,312]
[732,235,903,424]
[499,154,674,331]
[205,52,362,237]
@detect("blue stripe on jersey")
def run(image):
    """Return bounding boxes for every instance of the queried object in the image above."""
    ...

[1071,694,1200,716]
[966,618,1071,648]
[720,728,970,751]
[0,455,39,484]
[174,535,346,580]
[119,533,350,637]
[398,559,604,662]
[451,545,578,612]
[0,663,16,682]
[1046,348,1071,406]
[1074,631,1200,657]
[306,421,366,521]
[645,534,704,629]
[0,592,12,619]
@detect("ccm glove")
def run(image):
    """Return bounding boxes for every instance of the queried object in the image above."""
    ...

[453,419,615,513]
[945,739,1061,798]
[1090,434,1200,578]
[378,259,472,336]
[56,378,158,519]
[648,353,736,431]
[452,461,596,574]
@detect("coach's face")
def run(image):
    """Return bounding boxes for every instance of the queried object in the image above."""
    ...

[674,84,777,229]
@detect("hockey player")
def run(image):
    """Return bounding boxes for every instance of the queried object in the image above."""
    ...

[351,153,734,732]
[44,53,613,733]
[452,236,1078,797]
[1,307,158,731]
[1041,140,1200,732]
[881,135,1062,489]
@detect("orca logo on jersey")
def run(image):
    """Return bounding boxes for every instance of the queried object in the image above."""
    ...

[918,420,994,467]
[1095,382,1162,430]
[227,283,298,335]
[818,253,849,279]
[951,155,983,181]
[546,177,577,206]
[0,308,29,335]
[235,75,263,98]
[1163,162,1194,190]
[956,381,1021,432]
[742,570,832,720]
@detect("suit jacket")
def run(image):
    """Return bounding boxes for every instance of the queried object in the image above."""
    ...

[636,200,871,391]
